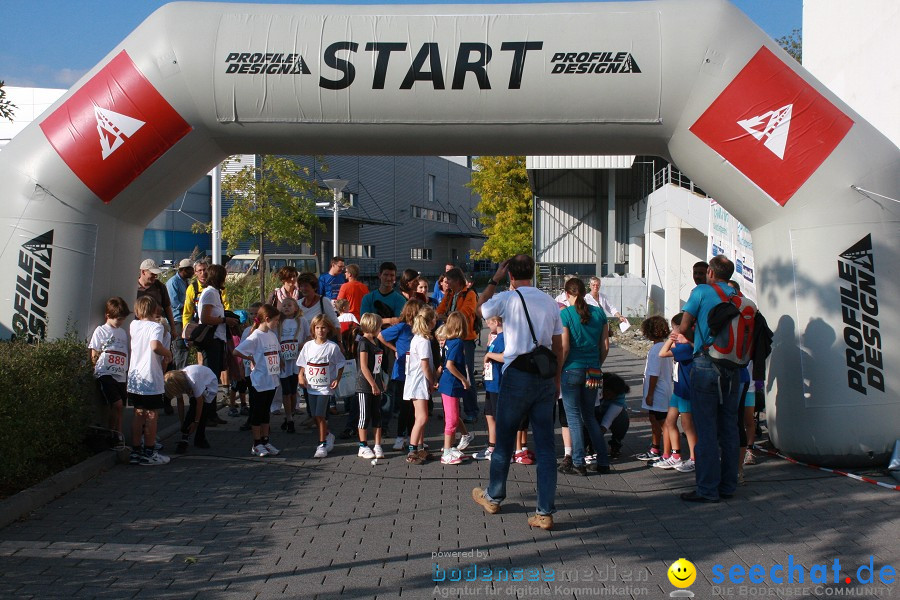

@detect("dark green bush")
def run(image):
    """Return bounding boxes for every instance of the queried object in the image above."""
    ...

[0,335,94,498]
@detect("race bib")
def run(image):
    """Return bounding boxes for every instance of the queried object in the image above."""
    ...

[404,352,411,377]
[374,352,383,375]
[484,361,493,381]
[306,362,330,387]
[280,340,298,362]
[100,350,128,377]
[264,350,280,375]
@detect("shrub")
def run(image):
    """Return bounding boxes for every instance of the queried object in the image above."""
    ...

[0,335,95,498]
[225,273,281,310]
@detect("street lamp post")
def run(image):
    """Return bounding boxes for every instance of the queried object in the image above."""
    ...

[321,178,349,261]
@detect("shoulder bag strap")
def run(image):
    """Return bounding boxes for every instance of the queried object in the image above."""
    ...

[514,289,539,348]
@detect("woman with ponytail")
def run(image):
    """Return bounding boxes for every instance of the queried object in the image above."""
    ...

[558,277,610,476]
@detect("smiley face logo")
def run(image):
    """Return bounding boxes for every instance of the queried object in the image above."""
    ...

[668,558,697,588]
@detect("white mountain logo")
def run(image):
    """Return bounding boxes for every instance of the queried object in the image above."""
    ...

[737,104,792,160]
[93,105,145,160]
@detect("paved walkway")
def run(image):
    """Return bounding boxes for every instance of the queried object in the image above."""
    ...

[1,345,898,599]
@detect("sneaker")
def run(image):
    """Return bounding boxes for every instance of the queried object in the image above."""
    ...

[392,436,407,450]
[129,450,142,465]
[527,514,554,530]
[373,445,385,459]
[675,458,696,473]
[141,450,170,465]
[314,444,328,458]
[457,433,474,451]
[441,451,463,465]
[472,447,494,461]
[406,451,424,465]
[514,450,534,465]
[558,455,573,470]
[251,444,270,457]
[228,407,240,418]
[559,461,587,476]
[636,450,661,461]
[471,487,500,514]
[325,432,335,452]
[653,456,682,469]
[264,442,280,456]
[240,406,250,416]
[358,446,376,459]
[584,453,597,465]
[743,451,757,465]
[448,447,464,459]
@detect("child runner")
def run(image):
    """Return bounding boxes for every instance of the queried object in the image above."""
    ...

[231,303,260,421]
[166,364,219,453]
[636,316,673,463]
[657,314,697,472]
[474,315,504,460]
[233,304,282,457]
[277,297,308,434]
[437,311,474,465]
[594,372,631,459]
[378,298,424,449]
[127,296,173,465]
[356,313,385,459]
[298,314,345,458]
[89,297,131,437]
[335,298,359,335]
[404,306,437,465]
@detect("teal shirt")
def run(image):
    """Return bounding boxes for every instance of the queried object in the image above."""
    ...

[560,305,606,370]
[682,282,736,356]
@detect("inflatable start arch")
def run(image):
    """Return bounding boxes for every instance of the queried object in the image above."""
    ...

[0,0,897,466]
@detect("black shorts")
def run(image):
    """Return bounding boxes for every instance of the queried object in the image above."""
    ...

[231,379,248,394]
[128,393,165,410]
[648,410,668,422]
[280,374,299,395]
[96,376,126,406]
[484,391,498,417]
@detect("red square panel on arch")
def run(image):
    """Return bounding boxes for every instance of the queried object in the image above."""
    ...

[690,46,853,206]
[40,50,192,203]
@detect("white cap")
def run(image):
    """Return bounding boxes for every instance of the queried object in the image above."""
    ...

[178,258,193,269]
[140,259,162,274]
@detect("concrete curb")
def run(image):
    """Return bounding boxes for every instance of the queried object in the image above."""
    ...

[0,420,183,530]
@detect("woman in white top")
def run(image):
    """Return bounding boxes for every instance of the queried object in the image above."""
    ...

[199,264,239,378]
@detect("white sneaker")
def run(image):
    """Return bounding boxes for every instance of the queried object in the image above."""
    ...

[449,447,464,459]
[264,442,280,456]
[373,445,385,459]
[140,450,169,465]
[358,446,376,459]
[675,458,696,473]
[392,436,407,450]
[457,433,474,451]
[325,432,335,452]
[472,447,493,460]
[314,443,328,458]
[251,444,270,457]
[441,451,463,465]
[652,456,682,469]
[584,453,597,465]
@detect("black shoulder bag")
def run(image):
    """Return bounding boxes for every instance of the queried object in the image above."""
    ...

[509,290,558,379]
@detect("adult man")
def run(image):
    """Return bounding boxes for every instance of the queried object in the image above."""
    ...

[336,264,369,319]
[676,255,742,503]
[692,261,709,287]
[436,267,479,422]
[182,260,231,328]
[318,256,346,301]
[166,259,194,369]
[136,259,175,334]
[472,255,563,530]
[361,262,406,328]
[432,262,454,304]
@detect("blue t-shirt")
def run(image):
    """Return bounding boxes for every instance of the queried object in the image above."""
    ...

[318,272,346,300]
[361,288,407,320]
[560,305,606,369]
[681,282,736,356]
[484,332,505,394]
[672,343,694,400]
[438,338,466,397]
[381,322,413,381]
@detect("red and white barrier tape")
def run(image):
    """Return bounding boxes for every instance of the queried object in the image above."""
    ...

[751,444,900,492]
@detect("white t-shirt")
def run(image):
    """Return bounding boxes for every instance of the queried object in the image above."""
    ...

[403,334,433,400]
[278,317,309,378]
[89,323,129,382]
[198,286,226,341]
[127,319,166,395]
[480,286,563,372]
[234,328,281,391]
[182,364,219,404]
[338,312,359,327]
[642,341,674,411]
[299,295,340,330]
[555,291,618,316]
[297,339,345,396]
[239,327,253,376]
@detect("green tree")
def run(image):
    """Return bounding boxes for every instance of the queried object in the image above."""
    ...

[0,81,16,122]
[197,155,328,302]
[777,28,802,63]
[467,156,533,262]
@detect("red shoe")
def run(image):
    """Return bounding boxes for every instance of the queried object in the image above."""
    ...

[513,450,534,465]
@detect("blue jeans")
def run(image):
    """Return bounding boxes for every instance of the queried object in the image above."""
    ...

[462,340,478,418]
[560,368,609,467]
[485,366,557,515]
[690,354,741,499]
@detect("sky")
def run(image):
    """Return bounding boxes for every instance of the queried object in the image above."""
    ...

[1,0,801,89]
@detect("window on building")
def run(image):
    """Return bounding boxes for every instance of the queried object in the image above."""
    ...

[410,204,458,224]
[341,191,357,207]
[428,174,435,202]
[410,248,433,261]
[339,243,375,258]
[471,216,480,228]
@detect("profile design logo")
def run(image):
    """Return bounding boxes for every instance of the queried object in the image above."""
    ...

[667,558,697,597]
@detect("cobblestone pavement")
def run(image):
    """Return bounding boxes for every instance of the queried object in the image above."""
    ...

[2,346,898,599]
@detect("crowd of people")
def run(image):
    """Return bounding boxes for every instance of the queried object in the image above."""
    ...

[87,251,767,528]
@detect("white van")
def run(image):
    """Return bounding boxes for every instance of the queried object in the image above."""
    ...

[226,253,320,280]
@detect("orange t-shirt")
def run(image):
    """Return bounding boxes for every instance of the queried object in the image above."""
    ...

[337,280,369,319]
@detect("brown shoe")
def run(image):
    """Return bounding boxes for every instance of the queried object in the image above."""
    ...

[406,451,424,465]
[416,449,429,461]
[472,487,500,514]
[527,514,553,530]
